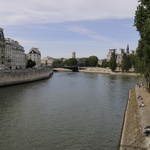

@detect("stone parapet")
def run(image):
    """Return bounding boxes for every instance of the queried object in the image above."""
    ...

[0,68,53,86]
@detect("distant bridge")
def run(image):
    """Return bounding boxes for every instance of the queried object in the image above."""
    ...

[64,66,79,72]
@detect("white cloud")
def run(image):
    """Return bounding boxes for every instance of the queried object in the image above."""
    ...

[0,0,138,26]
[67,25,109,41]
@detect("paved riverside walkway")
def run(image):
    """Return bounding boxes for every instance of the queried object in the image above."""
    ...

[135,84,150,149]
[119,84,150,150]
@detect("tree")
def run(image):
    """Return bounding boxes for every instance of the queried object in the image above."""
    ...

[26,59,36,68]
[134,0,150,91]
[64,58,77,66]
[129,54,136,68]
[101,60,109,68]
[83,58,89,67]
[121,53,132,72]
[109,52,117,72]
[68,58,78,66]
[52,60,63,68]
[88,56,98,67]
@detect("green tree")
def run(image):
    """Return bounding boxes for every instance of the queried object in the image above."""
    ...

[83,58,89,67]
[88,56,98,67]
[52,60,63,68]
[68,58,78,66]
[109,52,117,72]
[26,59,36,68]
[63,58,77,66]
[129,54,136,68]
[134,0,150,91]
[121,53,132,72]
[101,61,109,68]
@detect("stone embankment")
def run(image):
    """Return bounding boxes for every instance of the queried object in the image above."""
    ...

[0,68,53,86]
[54,67,140,76]
[119,85,150,150]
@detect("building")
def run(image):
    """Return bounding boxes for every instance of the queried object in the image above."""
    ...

[72,52,76,58]
[28,47,41,68]
[107,49,116,61]
[0,28,5,68]
[41,56,56,67]
[116,48,125,64]
[5,38,26,69]
[107,45,136,65]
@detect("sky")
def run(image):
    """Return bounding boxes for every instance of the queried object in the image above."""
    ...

[1,0,140,59]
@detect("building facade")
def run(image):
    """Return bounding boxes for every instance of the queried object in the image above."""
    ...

[28,47,41,68]
[41,56,57,67]
[72,52,76,58]
[5,38,26,69]
[107,45,136,65]
[107,49,116,61]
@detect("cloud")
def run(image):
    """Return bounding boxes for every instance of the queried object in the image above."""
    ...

[67,25,108,41]
[0,0,138,26]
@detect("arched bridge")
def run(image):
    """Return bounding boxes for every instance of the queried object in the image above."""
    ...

[64,66,79,72]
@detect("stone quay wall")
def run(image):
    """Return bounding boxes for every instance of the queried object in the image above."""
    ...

[0,68,53,86]
[119,88,147,150]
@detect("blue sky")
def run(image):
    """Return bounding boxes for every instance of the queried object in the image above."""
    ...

[1,0,139,59]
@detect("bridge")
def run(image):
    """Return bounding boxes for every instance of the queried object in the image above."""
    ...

[64,66,79,72]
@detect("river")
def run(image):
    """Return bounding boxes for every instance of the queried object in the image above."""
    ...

[0,72,143,150]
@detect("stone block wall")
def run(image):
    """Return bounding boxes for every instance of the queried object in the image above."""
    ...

[0,68,53,86]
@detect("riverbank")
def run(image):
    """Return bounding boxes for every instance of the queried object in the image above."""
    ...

[119,85,150,150]
[0,68,53,86]
[54,67,141,76]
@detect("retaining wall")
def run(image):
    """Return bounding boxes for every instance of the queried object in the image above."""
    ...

[119,88,147,150]
[0,68,53,86]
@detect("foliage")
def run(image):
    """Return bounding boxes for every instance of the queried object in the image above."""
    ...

[64,58,77,66]
[52,60,63,68]
[134,0,150,91]
[128,54,136,68]
[26,59,36,68]
[121,53,132,72]
[83,58,89,67]
[101,61,109,68]
[109,52,117,72]
[83,56,98,67]
[87,56,98,67]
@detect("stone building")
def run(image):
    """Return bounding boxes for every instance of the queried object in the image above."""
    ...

[28,47,41,68]
[72,52,76,58]
[116,48,125,64]
[107,49,116,61]
[0,28,5,68]
[107,45,135,65]
[41,56,56,67]
[5,38,26,69]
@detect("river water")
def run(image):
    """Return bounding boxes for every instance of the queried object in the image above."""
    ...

[0,72,143,150]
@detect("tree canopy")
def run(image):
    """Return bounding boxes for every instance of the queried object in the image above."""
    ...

[84,56,98,67]
[64,58,77,66]
[52,60,63,68]
[26,59,36,68]
[134,0,150,91]
[109,52,117,72]
[121,53,132,72]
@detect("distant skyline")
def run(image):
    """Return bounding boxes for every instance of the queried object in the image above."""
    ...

[1,0,139,59]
